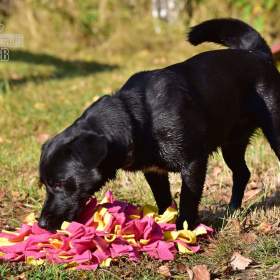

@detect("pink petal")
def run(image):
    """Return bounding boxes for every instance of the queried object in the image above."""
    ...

[32,223,52,235]
[75,263,98,270]
[159,223,176,231]
[73,249,92,263]
[8,224,31,242]
[71,238,96,255]
[92,248,110,263]
[195,224,214,234]
[24,251,46,259]
[143,217,163,241]
[142,240,175,260]
[2,252,24,261]
[77,198,97,224]
[110,242,134,258]
[0,242,28,254]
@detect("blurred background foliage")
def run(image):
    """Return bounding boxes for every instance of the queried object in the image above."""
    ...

[0,0,279,55]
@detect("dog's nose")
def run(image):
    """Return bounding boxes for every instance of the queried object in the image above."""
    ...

[38,217,48,229]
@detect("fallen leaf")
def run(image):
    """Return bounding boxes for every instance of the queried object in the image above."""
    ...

[242,232,257,244]
[176,263,193,278]
[227,218,241,233]
[11,191,20,198]
[192,265,210,280]
[257,222,272,233]
[243,188,261,203]
[176,263,188,273]
[0,136,4,143]
[158,264,171,277]
[230,252,252,271]
[187,266,194,279]
[14,272,27,280]
[36,133,50,144]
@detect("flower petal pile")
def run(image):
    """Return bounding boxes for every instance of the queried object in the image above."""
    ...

[0,191,213,270]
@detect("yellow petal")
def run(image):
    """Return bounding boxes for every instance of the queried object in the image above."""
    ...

[183,221,189,230]
[177,230,197,244]
[100,258,112,267]
[61,221,70,230]
[122,233,135,239]
[93,207,113,231]
[129,214,141,220]
[193,226,207,236]
[126,238,137,245]
[24,213,36,225]
[155,207,178,224]
[26,257,45,266]
[164,231,179,241]
[58,254,73,260]
[177,242,194,254]
[142,205,158,217]
[49,238,63,249]
[0,237,15,246]
[114,224,121,235]
[104,234,117,243]
[139,239,150,245]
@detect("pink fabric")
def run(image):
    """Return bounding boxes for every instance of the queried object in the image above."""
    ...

[0,192,213,270]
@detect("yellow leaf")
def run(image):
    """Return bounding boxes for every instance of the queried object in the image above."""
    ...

[24,213,36,225]
[193,226,207,236]
[139,239,150,245]
[155,207,178,224]
[177,242,194,254]
[142,205,158,217]
[100,257,112,267]
[26,257,45,266]
[0,237,15,246]
[49,238,63,249]
[164,231,179,241]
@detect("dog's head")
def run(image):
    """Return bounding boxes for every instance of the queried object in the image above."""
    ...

[38,129,108,231]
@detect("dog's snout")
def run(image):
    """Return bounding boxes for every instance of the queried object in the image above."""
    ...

[38,216,48,229]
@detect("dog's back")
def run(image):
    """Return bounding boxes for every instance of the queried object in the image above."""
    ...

[117,32,277,166]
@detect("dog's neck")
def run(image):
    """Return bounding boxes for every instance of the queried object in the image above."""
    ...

[77,95,136,170]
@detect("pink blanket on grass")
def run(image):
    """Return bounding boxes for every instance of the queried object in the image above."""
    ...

[0,191,213,270]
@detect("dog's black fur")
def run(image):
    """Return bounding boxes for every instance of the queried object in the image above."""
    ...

[39,18,280,231]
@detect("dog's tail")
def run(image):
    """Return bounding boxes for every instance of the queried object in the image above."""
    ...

[188,18,273,62]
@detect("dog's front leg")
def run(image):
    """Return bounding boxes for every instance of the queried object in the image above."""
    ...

[177,157,208,229]
[144,172,172,214]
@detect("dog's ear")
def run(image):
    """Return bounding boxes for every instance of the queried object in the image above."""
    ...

[69,131,107,169]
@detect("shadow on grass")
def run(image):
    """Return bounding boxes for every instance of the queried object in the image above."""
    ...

[200,187,280,230]
[8,50,118,86]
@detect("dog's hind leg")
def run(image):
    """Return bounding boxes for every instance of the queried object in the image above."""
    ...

[260,116,280,160]
[144,172,172,214]
[255,82,280,161]
[221,132,252,210]
[177,156,208,229]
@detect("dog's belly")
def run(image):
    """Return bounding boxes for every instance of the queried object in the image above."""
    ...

[143,166,168,174]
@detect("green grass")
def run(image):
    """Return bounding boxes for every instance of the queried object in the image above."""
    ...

[0,15,280,280]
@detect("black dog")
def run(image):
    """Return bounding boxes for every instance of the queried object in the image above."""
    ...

[38,18,280,231]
